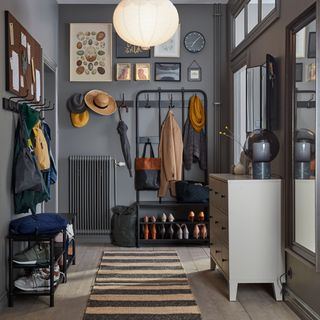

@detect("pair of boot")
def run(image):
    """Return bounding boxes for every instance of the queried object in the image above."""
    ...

[176,224,189,240]
[193,224,207,240]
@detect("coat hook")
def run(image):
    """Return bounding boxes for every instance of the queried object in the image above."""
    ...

[144,94,150,108]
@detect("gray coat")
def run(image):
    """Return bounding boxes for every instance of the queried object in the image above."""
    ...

[183,119,207,171]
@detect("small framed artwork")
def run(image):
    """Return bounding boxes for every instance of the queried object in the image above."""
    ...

[154,63,181,82]
[135,63,150,81]
[187,60,202,82]
[116,63,131,81]
[116,35,150,58]
[295,63,303,82]
[308,63,316,81]
[154,24,181,58]
[308,32,316,59]
[70,23,112,82]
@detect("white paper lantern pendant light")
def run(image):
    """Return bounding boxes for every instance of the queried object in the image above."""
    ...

[113,0,179,49]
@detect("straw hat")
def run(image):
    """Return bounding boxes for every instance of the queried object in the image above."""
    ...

[84,90,117,116]
[70,110,90,128]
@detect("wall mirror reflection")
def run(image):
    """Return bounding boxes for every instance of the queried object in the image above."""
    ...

[294,18,316,253]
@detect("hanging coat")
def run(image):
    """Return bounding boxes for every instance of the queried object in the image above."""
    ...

[117,120,132,177]
[13,105,49,214]
[158,111,183,197]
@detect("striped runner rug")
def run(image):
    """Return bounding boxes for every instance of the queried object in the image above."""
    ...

[83,250,202,320]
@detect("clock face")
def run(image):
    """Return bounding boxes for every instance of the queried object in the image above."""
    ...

[184,31,206,53]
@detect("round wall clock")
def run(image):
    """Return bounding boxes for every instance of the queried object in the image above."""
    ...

[184,31,206,53]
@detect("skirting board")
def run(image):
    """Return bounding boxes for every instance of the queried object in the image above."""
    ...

[76,235,111,244]
[285,287,320,320]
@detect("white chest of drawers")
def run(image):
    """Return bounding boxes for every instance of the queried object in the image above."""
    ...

[209,174,284,301]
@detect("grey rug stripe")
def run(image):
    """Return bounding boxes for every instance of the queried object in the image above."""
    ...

[84,250,202,320]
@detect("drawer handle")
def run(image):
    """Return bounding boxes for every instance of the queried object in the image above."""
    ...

[221,227,226,231]
[222,258,228,262]
[215,250,221,253]
[210,242,213,246]
[215,221,219,224]
[209,216,213,219]
[220,194,225,198]
[214,191,219,195]
[209,188,213,192]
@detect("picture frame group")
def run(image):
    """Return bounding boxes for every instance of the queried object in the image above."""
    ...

[116,63,151,81]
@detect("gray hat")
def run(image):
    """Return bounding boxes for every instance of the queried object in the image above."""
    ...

[67,93,87,114]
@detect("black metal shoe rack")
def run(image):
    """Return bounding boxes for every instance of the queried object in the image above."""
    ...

[135,88,209,247]
[7,213,76,307]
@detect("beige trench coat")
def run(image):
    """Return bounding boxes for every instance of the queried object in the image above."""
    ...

[158,111,183,197]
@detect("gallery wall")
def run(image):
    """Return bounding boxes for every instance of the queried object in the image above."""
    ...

[58,4,216,212]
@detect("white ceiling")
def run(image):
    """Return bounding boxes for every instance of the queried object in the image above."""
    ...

[57,0,228,4]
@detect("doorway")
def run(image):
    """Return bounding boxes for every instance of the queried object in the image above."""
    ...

[42,58,58,212]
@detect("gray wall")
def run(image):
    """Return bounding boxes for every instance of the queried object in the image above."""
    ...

[58,4,215,211]
[227,0,320,316]
[0,0,59,307]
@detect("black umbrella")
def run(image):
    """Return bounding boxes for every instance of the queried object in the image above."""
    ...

[117,107,132,177]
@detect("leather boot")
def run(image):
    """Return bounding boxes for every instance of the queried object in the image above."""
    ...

[176,224,183,240]
[144,224,149,240]
[193,224,200,239]
[151,224,157,240]
[159,224,166,239]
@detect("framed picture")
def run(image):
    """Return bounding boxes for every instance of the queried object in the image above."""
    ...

[116,35,150,58]
[187,60,202,82]
[135,63,150,81]
[70,23,112,82]
[295,63,303,82]
[116,63,131,81]
[308,32,316,59]
[154,24,181,58]
[308,63,316,81]
[155,63,181,82]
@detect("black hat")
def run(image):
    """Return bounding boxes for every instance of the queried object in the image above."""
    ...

[67,93,87,114]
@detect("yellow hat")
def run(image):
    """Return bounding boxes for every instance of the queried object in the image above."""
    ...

[189,95,205,132]
[70,110,90,128]
[84,89,117,116]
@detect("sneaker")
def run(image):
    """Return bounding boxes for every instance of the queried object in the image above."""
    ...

[39,264,61,283]
[14,272,54,292]
[13,244,49,265]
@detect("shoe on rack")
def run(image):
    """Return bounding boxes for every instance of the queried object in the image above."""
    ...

[161,213,167,222]
[181,224,189,240]
[193,224,200,240]
[39,263,62,283]
[150,216,157,223]
[168,213,175,222]
[176,224,183,240]
[13,244,50,265]
[14,270,59,292]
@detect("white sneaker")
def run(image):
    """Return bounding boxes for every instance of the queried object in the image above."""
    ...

[14,268,61,292]
[14,273,52,291]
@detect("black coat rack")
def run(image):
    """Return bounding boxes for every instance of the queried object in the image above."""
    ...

[135,87,208,203]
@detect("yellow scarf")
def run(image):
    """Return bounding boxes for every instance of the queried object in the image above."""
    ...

[189,95,205,132]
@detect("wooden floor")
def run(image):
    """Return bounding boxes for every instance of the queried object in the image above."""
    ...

[1,244,299,320]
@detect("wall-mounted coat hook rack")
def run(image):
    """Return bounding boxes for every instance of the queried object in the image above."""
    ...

[2,90,30,113]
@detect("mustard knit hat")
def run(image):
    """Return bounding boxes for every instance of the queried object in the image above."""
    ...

[189,95,205,132]
[70,110,90,128]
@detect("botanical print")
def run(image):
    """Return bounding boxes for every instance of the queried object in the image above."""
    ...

[116,63,131,81]
[135,63,150,81]
[70,23,112,82]
[154,25,181,58]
